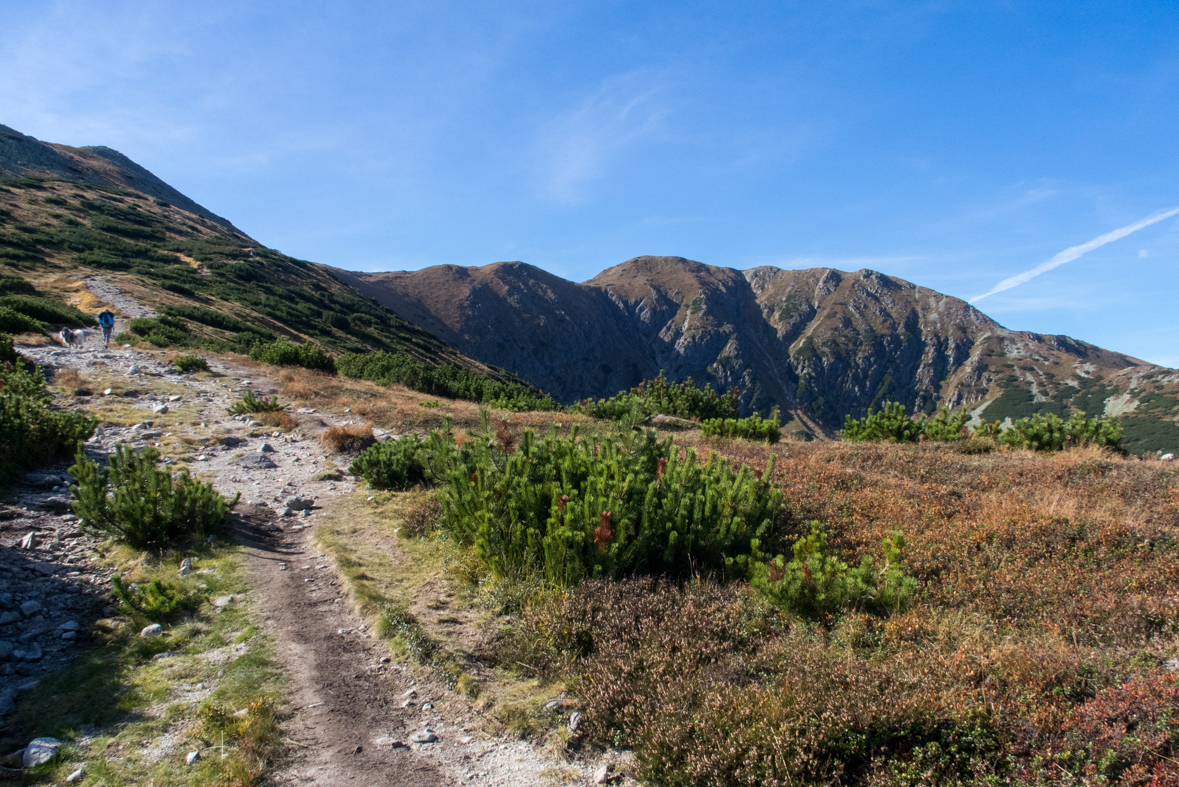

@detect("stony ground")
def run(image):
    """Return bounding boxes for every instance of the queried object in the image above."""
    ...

[1,327,614,785]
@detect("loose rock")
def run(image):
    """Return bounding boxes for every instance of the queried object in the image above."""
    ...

[23,737,62,767]
[235,453,277,470]
[141,624,163,637]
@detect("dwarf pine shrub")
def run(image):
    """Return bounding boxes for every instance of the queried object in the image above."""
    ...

[998,412,1123,452]
[702,408,781,442]
[249,338,336,373]
[110,575,191,624]
[172,354,209,373]
[576,371,739,422]
[70,445,240,551]
[337,350,559,411]
[225,390,284,415]
[421,419,783,585]
[350,435,429,490]
[0,336,97,484]
[842,402,970,443]
[752,524,917,619]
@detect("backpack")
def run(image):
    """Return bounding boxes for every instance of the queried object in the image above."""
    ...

[98,311,115,328]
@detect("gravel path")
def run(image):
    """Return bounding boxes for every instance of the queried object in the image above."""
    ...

[11,326,598,783]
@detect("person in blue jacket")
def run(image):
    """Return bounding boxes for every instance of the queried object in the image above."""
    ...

[97,310,115,348]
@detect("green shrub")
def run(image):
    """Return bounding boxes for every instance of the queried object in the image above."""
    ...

[69,444,239,551]
[110,575,191,624]
[702,409,781,442]
[0,276,35,296]
[226,390,284,415]
[0,342,97,484]
[350,436,429,490]
[0,295,95,328]
[249,338,335,373]
[338,350,558,411]
[841,402,969,443]
[127,316,190,347]
[841,402,926,442]
[576,371,739,422]
[0,305,41,334]
[422,419,784,585]
[752,524,917,619]
[173,354,209,373]
[997,412,1124,452]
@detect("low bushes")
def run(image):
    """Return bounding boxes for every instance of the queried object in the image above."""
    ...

[576,371,739,422]
[172,354,209,373]
[702,409,781,442]
[249,337,335,373]
[337,350,558,411]
[421,420,784,585]
[752,524,916,619]
[841,402,969,443]
[841,402,1124,452]
[0,305,40,335]
[0,335,97,484]
[350,435,428,490]
[70,444,239,551]
[226,390,284,415]
[997,411,1124,452]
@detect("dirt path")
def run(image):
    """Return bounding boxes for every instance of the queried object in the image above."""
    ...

[17,319,588,784]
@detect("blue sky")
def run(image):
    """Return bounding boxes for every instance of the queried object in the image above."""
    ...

[3,1,1179,364]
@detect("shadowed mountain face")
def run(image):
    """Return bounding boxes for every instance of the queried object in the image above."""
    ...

[344,256,1179,445]
[0,124,235,229]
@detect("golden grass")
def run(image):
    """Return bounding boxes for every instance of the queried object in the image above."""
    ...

[319,423,376,453]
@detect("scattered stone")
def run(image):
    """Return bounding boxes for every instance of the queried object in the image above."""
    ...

[286,496,314,511]
[127,364,140,375]
[297,407,316,414]
[22,737,62,767]
[1163,453,1175,461]
[568,711,583,734]
[14,643,42,662]
[235,453,277,470]
[141,624,163,637]
[421,702,434,710]
[651,414,696,430]
[411,729,438,744]
[279,507,294,517]
[248,420,263,428]
[213,595,234,608]
[593,763,614,784]
[59,620,79,632]
[179,558,193,577]
[259,443,276,453]
[19,601,42,617]
[267,523,282,532]
[67,767,86,784]
[103,387,113,396]
[0,689,14,716]
[0,611,19,626]
[1166,657,1179,672]
[0,642,13,660]
[544,700,559,711]
[197,455,209,462]
[389,740,409,749]
[221,436,245,447]
[168,395,182,402]
[18,533,36,550]
[152,404,169,414]
[186,750,201,765]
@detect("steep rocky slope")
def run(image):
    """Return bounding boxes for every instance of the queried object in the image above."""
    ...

[346,256,1179,451]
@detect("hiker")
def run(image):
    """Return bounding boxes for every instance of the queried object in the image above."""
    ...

[97,309,115,348]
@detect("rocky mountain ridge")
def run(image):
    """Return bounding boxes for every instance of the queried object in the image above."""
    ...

[344,256,1179,451]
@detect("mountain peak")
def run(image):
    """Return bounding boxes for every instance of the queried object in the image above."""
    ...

[0,123,236,230]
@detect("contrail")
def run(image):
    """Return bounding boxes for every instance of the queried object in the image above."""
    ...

[970,206,1179,303]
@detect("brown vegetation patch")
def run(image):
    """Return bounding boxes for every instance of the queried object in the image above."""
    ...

[54,366,92,395]
[320,423,376,454]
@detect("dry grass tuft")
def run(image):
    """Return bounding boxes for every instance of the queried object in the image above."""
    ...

[54,367,92,395]
[255,411,297,431]
[320,423,376,454]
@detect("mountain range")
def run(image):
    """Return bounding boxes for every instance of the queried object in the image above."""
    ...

[3,123,1178,453]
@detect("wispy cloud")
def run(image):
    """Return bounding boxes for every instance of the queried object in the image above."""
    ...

[970,206,1179,302]
[535,71,668,202]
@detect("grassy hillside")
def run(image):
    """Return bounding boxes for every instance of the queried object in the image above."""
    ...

[0,174,456,355]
